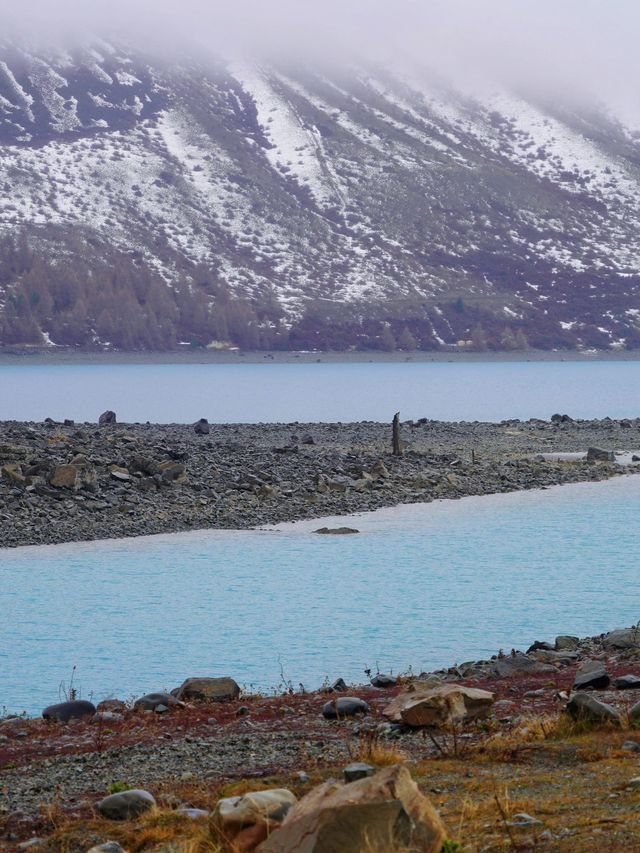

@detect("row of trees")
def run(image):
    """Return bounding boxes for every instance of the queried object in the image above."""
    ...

[0,232,540,351]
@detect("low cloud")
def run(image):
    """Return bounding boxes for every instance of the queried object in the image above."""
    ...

[2,0,639,113]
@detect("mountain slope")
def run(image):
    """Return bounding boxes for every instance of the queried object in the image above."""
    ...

[1,39,640,350]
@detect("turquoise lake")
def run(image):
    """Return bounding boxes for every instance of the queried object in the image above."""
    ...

[2,475,639,715]
[1,359,640,422]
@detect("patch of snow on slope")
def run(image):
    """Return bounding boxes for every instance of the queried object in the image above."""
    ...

[230,64,339,208]
[0,60,34,119]
[480,90,640,208]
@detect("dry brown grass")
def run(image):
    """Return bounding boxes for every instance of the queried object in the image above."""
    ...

[346,727,408,767]
[27,709,640,852]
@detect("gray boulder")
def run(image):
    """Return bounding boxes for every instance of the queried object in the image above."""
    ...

[86,844,126,853]
[172,677,240,702]
[133,692,180,712]
[566,693,621,725]
[586,447,615,462]
[491,654,556,678]
[178,807,209,819]
[98,410,117,425]
[555,635,579,651]
[603,628,640,649]
[322,697,370,720]
[344,763,375,783]
[98,789,156,820]
[526,640,554,653]
[42,700,96,723]
[194,418,210,435]
[371,673,397,688]
[573,665,610,691]
[614,675,640,690]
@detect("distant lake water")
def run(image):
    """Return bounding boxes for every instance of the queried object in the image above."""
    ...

[2,475,639,715]
[1,360,640,423]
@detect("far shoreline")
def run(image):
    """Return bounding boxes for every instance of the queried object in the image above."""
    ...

[1,347,640,366]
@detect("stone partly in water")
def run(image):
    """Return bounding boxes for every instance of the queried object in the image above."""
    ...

[260,764,446,853]
[42,700,96,723]
[314,527,360,535]
[383,684,494,728]
[173,677,240,702]
[98,790,156,820]
[212,788,296,849]
[586,447,615,462]
[322,697,370,720]
[566,693,621,725]
[133,692,181,712]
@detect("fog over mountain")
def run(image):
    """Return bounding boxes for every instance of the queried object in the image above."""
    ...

[0,1,639,351]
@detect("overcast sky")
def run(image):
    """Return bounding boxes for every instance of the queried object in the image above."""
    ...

[2,0,639,112]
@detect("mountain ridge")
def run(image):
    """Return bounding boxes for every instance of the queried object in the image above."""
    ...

[1,39,639,351]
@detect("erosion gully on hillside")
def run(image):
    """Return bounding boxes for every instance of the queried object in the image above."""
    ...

[1,415,639,548]
[4,629,640,850]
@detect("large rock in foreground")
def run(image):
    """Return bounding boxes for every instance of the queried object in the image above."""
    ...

[384,684,494,728]
[259,765,446,853]
[173,677,240,702]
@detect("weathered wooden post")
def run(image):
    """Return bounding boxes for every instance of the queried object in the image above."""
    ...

[392,411,402,456]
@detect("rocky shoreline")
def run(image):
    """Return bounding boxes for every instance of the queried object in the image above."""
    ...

[0,415,639,548]
[4,625,640,850]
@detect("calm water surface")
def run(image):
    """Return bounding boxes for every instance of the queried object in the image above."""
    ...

[2,475,639,715]
[1,360,640,422]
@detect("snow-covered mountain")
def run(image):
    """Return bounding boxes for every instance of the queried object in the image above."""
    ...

[1,39,640,350]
